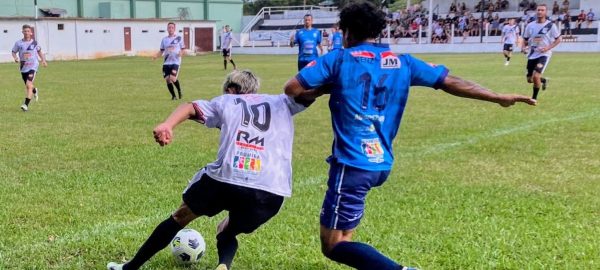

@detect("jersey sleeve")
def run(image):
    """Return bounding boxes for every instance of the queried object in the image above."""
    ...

[280,94,307,116]
[294,31,299,45]
[317,30,322,45]
[11,42,19,53]
[191,98,222,128]
[404,54,449,89]
[551,24,560,38]
[295,51,338,90]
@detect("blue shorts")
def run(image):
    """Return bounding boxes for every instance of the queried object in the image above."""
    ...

[320,160,390,230]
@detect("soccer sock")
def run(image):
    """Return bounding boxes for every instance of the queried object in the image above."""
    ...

[216,231,239,269]
[224,60,227,69]
[24,98,31,106]
[229,59,236,69]
[532,86,540,100]
[123,216,183,270]
[173,80,182,98]
[507,56,511,62]
[327,241,403,270]
[167,83,176,98]
[541,77,546,84]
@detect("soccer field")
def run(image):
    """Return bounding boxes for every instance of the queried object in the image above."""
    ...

[1,52,599,270]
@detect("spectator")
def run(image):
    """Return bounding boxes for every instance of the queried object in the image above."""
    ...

[577,10,586,29]
[501,0,509,10]
[562,11,572,35]
[562,0,570,13]
[587,9,595,28]
[552,1,560,15]
[450,1,457,13]
[491,14,501,36]
[528,0,537,12]
[460,2,467,13]
[519,0,529,12]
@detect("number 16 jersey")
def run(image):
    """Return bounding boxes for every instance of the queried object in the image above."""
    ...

[192,94,306,197]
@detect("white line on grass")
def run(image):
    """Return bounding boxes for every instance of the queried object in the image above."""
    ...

[3,110,597,261]
[405,110,599,157]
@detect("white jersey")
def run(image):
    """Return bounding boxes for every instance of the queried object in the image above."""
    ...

[160,35,184,65]
[12,39,41,72]
[221,31,233,49]
[523,20,560,59]
[192,94,306,197]
[502,24,520,45]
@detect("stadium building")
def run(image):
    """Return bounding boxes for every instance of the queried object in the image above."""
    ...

[0,0,242,61]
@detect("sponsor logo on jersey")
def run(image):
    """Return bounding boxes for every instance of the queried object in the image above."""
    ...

[351,51,375,59]
[361,138,385,163]
[380,51,400,69]
[233,155,262,173]
[306,60,317,67]
[236,130,265,150]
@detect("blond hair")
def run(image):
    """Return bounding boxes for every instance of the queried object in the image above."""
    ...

[222,70,260,94]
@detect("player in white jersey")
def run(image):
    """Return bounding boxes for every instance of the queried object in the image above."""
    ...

[107,70,321,270]
[221,25,237,70]
[153,22,184,100]
[522,4,561,100]
[11,24,47,111]
[501,18,520,66]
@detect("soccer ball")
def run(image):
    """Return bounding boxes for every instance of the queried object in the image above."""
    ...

[170,228,206,264]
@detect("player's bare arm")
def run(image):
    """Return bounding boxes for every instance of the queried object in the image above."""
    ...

[12,51,19,63]
[153,103,196,146]
[152,50,163,60]
[441,75,537,107]
[38,50,47,67]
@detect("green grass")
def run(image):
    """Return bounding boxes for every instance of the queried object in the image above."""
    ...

[0,52,599,270]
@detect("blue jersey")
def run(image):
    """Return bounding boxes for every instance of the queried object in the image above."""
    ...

[294,28,322,61]
[297,43,448,171]
[330,32,343,50]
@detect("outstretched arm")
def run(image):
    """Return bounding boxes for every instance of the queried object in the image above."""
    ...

[153,103,196,146]
[284,77,327,105]
[440,75,537,107]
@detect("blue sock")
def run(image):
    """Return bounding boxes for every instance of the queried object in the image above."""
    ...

[327,241,403,270]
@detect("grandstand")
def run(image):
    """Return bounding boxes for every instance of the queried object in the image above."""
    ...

[235,0,600,53]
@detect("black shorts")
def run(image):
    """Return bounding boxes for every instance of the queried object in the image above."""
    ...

[162,64,179,78]
[222,48,231,57]
[526,56,549,77]
[503,44,514,52]
[21,70,36,84]
[182,170,284,234]
[297,59,313,71]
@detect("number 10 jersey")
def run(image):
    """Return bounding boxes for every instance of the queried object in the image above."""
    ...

[192,94,305,197]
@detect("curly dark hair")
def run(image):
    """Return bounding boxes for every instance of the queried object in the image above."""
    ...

[339,1,386,41]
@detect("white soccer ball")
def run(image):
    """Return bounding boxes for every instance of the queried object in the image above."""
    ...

[170,228,206,265]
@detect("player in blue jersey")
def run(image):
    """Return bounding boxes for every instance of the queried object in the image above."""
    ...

[153,22,185,100]
[290,14,323,71]
[285,2,536,270]
[328,23,343,52]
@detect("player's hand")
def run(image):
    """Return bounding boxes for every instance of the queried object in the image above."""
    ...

[153,123,173,146]
[497,94,537,107]
[537,47,548,53]
[42,61,48,67]
[14,58,19,63]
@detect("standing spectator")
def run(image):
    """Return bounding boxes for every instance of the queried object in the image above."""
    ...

[552,1,560,15]
[562,11,572,35]
[450,1,457,13]
[586,9,595,28]
[460,2,467,13]
[561,0,570,13]
[576,10,586,29]
[491,14,501,36]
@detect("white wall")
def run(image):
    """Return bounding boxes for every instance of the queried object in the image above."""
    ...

[0,19,216,62]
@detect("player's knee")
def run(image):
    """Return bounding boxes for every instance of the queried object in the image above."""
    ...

[171,204,196,227]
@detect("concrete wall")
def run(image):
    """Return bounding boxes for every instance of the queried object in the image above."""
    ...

[0,18,216,62]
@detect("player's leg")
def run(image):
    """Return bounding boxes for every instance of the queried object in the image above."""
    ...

[21,71,36,111]
[227,52,236,70]
[222,49,228,70]
[319,162,412,270]
[109,170,224,270]
[215,186,284,270]
[170,65,182,99]
[531,56,548,99]
[163,65,176,99]
[539,56,551,90]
